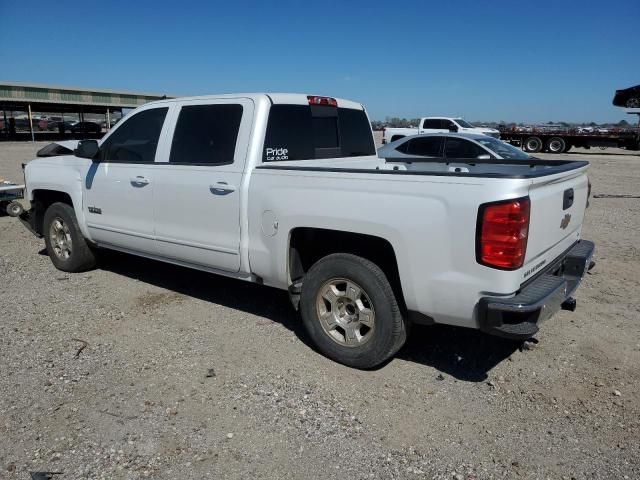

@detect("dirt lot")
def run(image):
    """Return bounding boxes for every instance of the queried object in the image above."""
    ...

[1,141,639,479]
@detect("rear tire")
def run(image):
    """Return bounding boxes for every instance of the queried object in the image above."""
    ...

[43,202,96,272]
[563,143,572,153]
[300,253,407,369]
[523,136,543,153]
[546,137,566,153]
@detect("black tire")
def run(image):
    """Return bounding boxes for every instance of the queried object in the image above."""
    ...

[6,201,24,217]
[546,137,566,154]
[523,136,543,153]
[300,253,407,369]
[43,202,96,272]
[563,143,572,153]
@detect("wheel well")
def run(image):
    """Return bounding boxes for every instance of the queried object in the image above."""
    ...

[289,227,406,311]
[32,190,74,235]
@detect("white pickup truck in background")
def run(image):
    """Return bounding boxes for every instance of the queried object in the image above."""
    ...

[17,93,594,368]
[383,117,500,144]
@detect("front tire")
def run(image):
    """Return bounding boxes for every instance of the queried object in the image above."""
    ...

[300,253,407,369]
[43,202,96,272]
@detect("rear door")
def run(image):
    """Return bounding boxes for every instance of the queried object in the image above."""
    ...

[151,98,254,272]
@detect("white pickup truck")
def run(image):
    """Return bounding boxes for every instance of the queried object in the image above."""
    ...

[383,117,500,144]
[17,93,594,368]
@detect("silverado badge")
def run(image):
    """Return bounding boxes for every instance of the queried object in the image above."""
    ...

[560,213,571,229]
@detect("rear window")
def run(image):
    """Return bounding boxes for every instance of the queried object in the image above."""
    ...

[263,105,375,161]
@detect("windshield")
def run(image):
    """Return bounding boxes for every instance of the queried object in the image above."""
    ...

[454,118,474,128]
[475,137,531,160]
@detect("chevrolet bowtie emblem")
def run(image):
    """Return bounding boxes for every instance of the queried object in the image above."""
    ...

[560,213,571,229]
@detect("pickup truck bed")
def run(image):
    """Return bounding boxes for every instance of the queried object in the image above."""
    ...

[250,154,591,331]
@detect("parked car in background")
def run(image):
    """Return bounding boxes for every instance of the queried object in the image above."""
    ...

[70,121,101,134]
[100,118,120,130]
[612,84,640,108]
[382,117,500,144]
[47,121,77,132]
[14,118,33,131]
[378,133,532,161]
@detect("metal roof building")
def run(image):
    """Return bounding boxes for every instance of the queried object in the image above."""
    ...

[1,81,173,140]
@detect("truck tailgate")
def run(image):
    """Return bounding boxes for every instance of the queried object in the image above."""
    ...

[525,167,589,268]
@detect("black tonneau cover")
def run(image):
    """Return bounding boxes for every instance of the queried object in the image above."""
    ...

[257,158,589,179]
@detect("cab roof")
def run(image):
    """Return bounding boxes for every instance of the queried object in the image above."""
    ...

[145,93,365,110]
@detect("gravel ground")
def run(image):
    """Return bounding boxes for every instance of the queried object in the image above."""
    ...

[1,140,639,479]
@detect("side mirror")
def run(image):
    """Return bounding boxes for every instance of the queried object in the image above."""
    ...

[75,140,100,160]
[448,125,458,132]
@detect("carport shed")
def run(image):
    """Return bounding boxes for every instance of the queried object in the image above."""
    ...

[0,81,172,141]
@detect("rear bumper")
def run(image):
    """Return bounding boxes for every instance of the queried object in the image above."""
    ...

[478,240,595,340]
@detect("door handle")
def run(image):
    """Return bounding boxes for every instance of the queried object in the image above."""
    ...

[563,188,574,210]
[130,176,150,187]
[209,181,236,194]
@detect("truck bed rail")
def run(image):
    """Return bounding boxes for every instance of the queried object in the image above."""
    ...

[257,158,589,179]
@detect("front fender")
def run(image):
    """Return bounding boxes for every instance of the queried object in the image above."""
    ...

[25,158,91,240]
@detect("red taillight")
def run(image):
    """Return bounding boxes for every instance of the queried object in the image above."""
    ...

[307,95,337,107]
[477,197,530,270]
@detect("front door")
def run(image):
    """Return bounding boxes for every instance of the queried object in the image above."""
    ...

[152,98,254,272]
[83,106,169,254]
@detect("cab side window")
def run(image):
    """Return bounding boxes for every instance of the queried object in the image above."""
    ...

[406,136,443,157]
[422,119,440,129]
[100,107,168,163]
[444,138,487,159]
[169,104,243,165]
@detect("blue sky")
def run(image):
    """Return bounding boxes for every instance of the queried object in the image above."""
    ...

[1,0,639,123]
